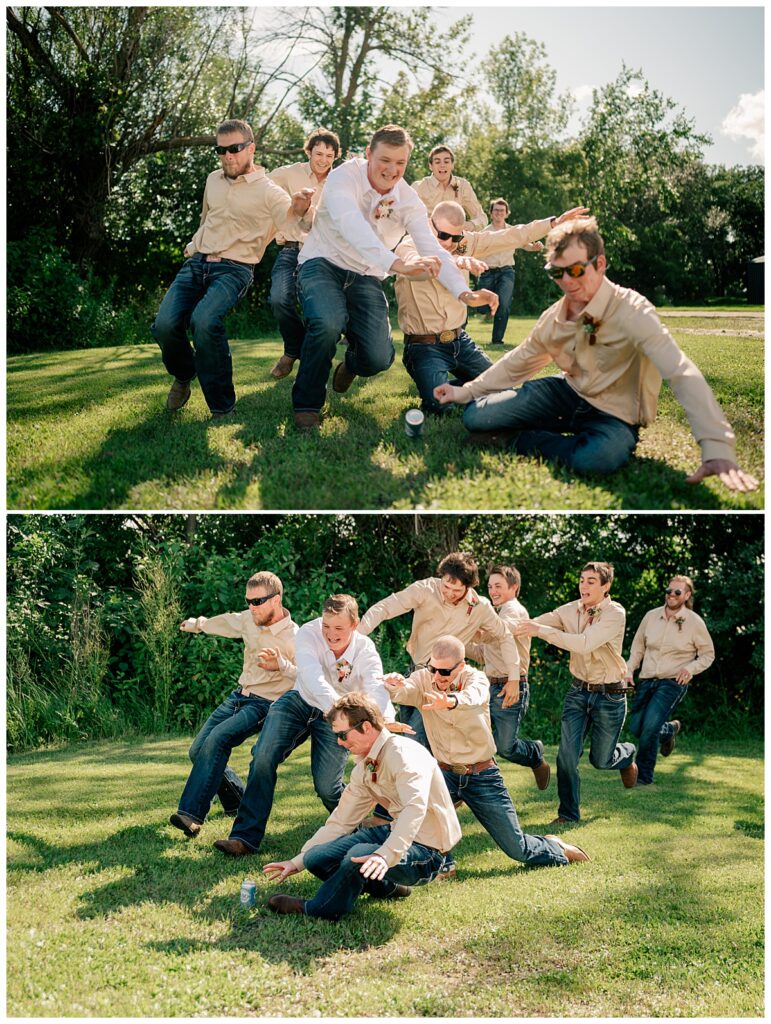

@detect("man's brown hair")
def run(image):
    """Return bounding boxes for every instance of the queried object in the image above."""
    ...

[670,574,695,610]
[489,197,510,216]
[437,552,479,589]
[433,200,465,226]
[325,692,385,730]
[429,144,455,164]
[305,127,341,158]
[323,594,359,621]
[369,124,414,152]
[488,564,521,592]
[246,571,283,598]
[546,216,605,262]
[582,561,614,590]
[217,119,254,143]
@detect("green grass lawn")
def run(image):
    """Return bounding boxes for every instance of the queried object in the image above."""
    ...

[7,311,763,510]
[7,734,763,1017]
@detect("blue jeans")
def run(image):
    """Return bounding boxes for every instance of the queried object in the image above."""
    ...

[477,266,515,343]
[557,685,637,821]
[269,246,304,359]
[229,689,349,851]
[441,765,567,866]
[403,330,492,415]
[151,253,253,413]
[293,257,395,412]
[628,678,689,784]
[489,679,542,768]
[302,824,449,920]
[178,690,272,824]
[463,375,639,475]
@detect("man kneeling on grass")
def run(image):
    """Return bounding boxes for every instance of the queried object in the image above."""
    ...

[263,693,460,919]
[433,217,757,492]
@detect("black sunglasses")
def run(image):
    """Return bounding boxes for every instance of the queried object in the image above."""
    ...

[333,723,364,741]
[246,593,277,607]
[425,661,461,677]
[544,255,598,280]
[215,141,252,155]
[665,588,685,596]
[432,220,464,244]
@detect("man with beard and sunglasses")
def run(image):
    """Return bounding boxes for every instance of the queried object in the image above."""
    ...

[170,571,298,838]
[433,217,758,493]
[382,635,588,870]
[624,575,715,786]
[393,200,587,415]
[152,119,315,418]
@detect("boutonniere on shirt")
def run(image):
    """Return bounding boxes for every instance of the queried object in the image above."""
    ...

[447,679,464,694]
[336,659,352,683]
[586,606,601,625]
[466,594,479,616]
[365,758,379,783]
[374,197,395,220]
[582,314,600,346]
[675,616,686,632]
[450,179,459,197]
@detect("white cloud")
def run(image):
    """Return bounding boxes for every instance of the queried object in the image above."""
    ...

[571,84,595,105]
[722,90,765,161]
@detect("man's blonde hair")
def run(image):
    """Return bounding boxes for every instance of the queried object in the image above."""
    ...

[323,594,359,622]
[432,634,465,662]
[246,571,283,597]
[325,692,385,730]
[433,200,465,226]
[546,216,605,262]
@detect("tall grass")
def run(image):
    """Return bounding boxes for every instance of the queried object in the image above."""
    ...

[133,548,184,731]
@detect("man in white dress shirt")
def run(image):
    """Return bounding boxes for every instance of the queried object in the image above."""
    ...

[291,123,495,429]
[214,594,395,856]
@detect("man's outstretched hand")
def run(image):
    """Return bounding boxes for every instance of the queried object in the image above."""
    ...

[685,460,758,493]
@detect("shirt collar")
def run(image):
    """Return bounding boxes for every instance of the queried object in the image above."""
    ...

[266,609,294,635]
[579,594,611,615]
[555,274,614,326]
[368,728,390,761]
[219,165,265,184]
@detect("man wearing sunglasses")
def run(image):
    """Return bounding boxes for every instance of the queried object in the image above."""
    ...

[263,693,461,919]
[152,119,315,418]
[171,572,298,838]
[413,144,488,230]
[394,200,587,415]
[433,217,758,493]
[624,575,715,785]
[382,636,588,870]
[214,594,398,857]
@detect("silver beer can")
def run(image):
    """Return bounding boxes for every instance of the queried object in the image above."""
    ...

[404,408,425,437]
[240,879,257,908]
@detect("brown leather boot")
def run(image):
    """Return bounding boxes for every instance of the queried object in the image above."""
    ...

[270,355,296,380]
[166,379,191,411]
[213,838,255,856]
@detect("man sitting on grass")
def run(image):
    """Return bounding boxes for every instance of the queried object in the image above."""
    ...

[263,692,460,919]
[433,217,758,492]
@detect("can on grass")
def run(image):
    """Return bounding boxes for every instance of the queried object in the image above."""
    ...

[404,408,425,438]
[240,879,257,908]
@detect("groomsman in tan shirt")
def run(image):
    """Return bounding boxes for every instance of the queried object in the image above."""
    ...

[513,562,638,824]
[625,574,715,784]
[413,144,487,230]
[263,693,461,918]
[267,128,340,380]
[383,635,587,868]
[434,217,758,492]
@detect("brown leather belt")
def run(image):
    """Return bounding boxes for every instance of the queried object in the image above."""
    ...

[438,758,496,776]
[489,674,528,685]
[404,328,461,345]
[571,677,633,694]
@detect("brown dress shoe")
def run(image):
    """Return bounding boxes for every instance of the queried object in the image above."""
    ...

[213,838,255,856]
[660,720,681,757]
[620,762,639,788]
[268,894,305,915]
[434,865,457,881]
[545,834,591,863]
[532,740,551,790]
[166,379,191,411]
[332,361,356,394]
[270,355,296,380]
[169,812,201,838]
[294,411,320,431]
[548,816,574,827]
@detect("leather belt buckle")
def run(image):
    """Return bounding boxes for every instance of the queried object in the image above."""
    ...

[438,330,456,343]
[451,763,471,775]
[205,254,222,262]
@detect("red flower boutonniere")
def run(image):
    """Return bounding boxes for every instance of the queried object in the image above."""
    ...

[336,659,352,683]
[374,197,395,220]
[675,616,685,632]
[582,314,601,346]
[466,594,479,617]
[586,606,601,625]
[447,679,464,694]
[365,758,379,783]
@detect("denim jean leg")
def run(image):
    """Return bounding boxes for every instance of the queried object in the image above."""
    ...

[308,713,350,812]
[403,341,458,415]
[151,257,206,384]
[463,375,580,436]
[515,398,638,475]
[343,273,394,379]
[629,679,687,783]
[187,261,252,412]
[229,690,314,850]
[269,247,304,359]
[452,331,493,383]
[556,688,592,821]
[455,767,568,865]
[179,692,270,823]
[489,681,541,767]
[293,258,349,412]
[478,267,515,343]
[396,705,431,751]
[587,693,636,771]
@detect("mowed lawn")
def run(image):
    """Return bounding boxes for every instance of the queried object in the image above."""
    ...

[7,311,763,510]
[7,735,764,1017]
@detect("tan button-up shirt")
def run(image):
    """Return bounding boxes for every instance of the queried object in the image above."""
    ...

[461,276,737,463]
[187,166,308,265]
[268,160,328,245]
[359,577,520,679]
[182,608,297,700]
[390,666,495,765]
[478,222,544,268]
[468,598,532,677]
[292,730,461,870]
[533,596,627,685]
[627,606,715,680]
[413,174,488,230]
[394,219,551,335]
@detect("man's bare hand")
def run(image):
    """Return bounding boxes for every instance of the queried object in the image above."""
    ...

[455,255,488,275]
[394,255,442,279]
[433,382,470,405]
[499,680,520,708]
[422,689,456,711]
[179,618,198,632]
[263,860,299,881]
[460,288,499,313]
[291,187,315,214]
[554,206,590,225]
[512,619,540,638]
[257,647,280,672]
[351,853,389,880]
[686,460,759,493]
[524,241,544,252]
[675,668,692,685]
[382,672,405,691]
[385,721,417,735]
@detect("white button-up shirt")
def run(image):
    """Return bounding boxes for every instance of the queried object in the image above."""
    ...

[298,157,467,297]
[293,616,395,719]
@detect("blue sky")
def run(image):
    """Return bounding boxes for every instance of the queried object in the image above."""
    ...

[432,5,764,166]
